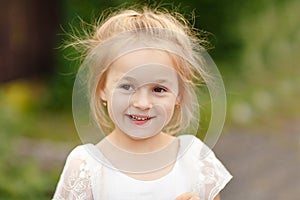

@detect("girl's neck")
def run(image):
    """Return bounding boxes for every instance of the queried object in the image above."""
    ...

[106,128,176,153]
[96,128,179,177]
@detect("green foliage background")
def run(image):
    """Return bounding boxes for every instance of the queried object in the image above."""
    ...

[0,0,299,199]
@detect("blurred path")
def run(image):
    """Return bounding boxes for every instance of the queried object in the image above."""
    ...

[16,120,300,199]
[215,121,300,200]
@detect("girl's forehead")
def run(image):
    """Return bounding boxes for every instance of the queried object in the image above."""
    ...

[110,49,175,71]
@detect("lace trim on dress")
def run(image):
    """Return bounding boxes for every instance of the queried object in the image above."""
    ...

[192,143,232,200]
[52,149,93,200]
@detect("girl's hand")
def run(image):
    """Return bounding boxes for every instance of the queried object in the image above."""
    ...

[175,192,201,200]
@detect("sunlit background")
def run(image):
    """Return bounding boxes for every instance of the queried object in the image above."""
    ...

[0,0,299,199]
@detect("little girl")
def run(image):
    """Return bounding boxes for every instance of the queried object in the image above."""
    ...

[53,6,232,200]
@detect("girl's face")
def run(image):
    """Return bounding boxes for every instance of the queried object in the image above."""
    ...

[100,49,180,139]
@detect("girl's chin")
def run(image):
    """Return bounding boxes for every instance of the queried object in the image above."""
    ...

[123,131,160,140]
[121,128,162,140]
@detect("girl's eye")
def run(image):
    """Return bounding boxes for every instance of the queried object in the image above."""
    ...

[121,84,135,91]
[153,87,167,93]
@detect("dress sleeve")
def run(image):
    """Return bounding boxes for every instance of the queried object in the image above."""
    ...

[52,146,94,200]
[192,139,232,200]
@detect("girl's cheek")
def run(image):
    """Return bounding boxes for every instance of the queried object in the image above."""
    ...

[161,100,176,113]
[114,93,131,104]
[109,93,132,113]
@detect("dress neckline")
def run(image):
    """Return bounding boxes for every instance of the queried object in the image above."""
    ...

[84,135,195,182]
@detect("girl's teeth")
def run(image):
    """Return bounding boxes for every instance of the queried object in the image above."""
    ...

[131,115,149,121]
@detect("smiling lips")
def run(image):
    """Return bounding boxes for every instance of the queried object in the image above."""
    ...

[127,114,154,126]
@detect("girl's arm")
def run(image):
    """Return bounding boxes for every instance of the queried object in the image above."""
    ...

[175,192,200,200]
[175,192,221,200]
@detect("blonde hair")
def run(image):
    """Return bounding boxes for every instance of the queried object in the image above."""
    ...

[68,6,211,135]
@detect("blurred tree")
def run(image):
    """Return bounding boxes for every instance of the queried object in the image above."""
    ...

[0,0,59,82]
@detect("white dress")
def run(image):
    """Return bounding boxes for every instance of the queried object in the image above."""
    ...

[52,135,232,200]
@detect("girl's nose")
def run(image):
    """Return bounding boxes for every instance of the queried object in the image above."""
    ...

[132,89,152,110]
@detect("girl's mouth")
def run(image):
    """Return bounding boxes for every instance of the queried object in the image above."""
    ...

[126,114,154,125]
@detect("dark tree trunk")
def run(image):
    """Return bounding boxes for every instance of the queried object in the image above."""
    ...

[0,0,59,82]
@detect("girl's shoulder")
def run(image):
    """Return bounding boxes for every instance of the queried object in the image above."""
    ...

[65,144,94,161]
[178,135,212,160]
[52,144,99,200]
[62,144,103,173]
[178,135,232,200]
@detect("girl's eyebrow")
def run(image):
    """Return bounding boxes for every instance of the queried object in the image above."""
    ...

[154,79,174,85]
[155,79,169,83]
[114,76,173,85]
[114,76,137,83]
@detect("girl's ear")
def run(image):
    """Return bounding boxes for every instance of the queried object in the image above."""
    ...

[99,87,107,102]
[176,93,182,105]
